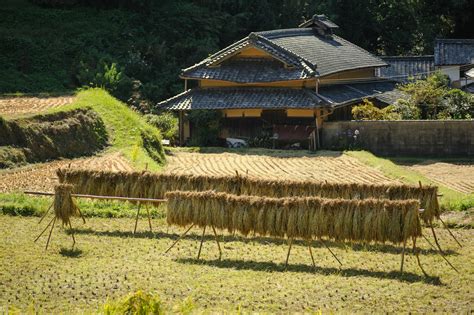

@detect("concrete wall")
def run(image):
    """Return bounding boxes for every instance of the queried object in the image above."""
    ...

[321,120,474,157]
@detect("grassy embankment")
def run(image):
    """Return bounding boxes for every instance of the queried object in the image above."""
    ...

[0,88,165,217]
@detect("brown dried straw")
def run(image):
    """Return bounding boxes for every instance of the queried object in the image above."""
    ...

[165,190,421,244]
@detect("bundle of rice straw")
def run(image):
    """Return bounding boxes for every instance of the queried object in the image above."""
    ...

[54,184,80,226]
[165,190,422,244]
[56,169,438,224]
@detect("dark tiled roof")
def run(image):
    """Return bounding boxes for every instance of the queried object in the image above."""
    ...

[435,39,474,66]
[158,88,324,111]
[182,28,387,81]
[158,81,403,110]
[182,58,311,83]
[376,56,434,81]
[318,81,406,106]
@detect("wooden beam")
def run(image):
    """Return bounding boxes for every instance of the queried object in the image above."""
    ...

[24,191,167,204]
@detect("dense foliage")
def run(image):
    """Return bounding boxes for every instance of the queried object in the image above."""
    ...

[1,0,473,108]
[144,112,179,142]
[187,110,222,146]
[352,73,474,120]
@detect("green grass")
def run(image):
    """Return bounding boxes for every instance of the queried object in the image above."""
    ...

[54,88,164,171]
[345,150,470,210]
[0,215,473,313]
[0,193,166,219]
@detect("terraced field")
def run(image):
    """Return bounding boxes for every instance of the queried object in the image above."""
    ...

[0,152,133,193]
[405,162,474,194]
[164,151,396,184]
[0,95,75,117]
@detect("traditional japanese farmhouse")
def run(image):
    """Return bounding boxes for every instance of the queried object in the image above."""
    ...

[158,15,403,148]
[435,39,474,89]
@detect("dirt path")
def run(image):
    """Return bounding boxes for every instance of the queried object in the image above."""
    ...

[0,95,75,117]
[163,151,396,184]
[405,162,474,194]
[0,152,133,193]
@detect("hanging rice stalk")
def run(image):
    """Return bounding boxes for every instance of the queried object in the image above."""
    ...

[165,191,421,244]
[56,169,439,223]
[53,184,80,226]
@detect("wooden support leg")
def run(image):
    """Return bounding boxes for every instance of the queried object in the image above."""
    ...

[76,205,86,224]
[38,202,53,224]
[319,237,342,266]
[413,237,429,277]
[285,238,293,268]
[422,235,459,273]
[400,237,407,274]
[164,224,195,254]
[146,204,153,233]
[133,202,141,234]
[69,221,76,248]
[197,226,206,260]
[430,224,444,253]
[439,217,462,248]
[307,239,316,269]
[211,226,222,260]
[45,217,57,250]
[34,216,55,242]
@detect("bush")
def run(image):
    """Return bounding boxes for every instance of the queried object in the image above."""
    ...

[438,89,474,119]
[144,113,178,142]
[187,110,222,146]
[392,99,421,119]
[102,290,165,315]
[141,127,165,164]
[352,99,400,120]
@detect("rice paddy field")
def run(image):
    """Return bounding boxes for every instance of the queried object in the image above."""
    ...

[0,215,473,313]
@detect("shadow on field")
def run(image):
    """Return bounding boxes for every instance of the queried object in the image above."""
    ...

[70,228,458,256]
[59,247,83,258]
[177,257,443,285]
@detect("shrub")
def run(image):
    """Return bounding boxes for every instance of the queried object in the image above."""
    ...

[144,113,178,142]
[102,290,165,315]
[187,110,222,146]
[438,89,474,119]
[392,98,421,119]
[141,127,165,164]
[352,99,400,120]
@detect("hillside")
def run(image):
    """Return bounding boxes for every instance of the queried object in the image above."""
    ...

[0,89,165,170]
[1,0,472,108]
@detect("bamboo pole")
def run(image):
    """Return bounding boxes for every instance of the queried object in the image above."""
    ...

[413,237,429,277]
[133,203,141,234]
[319,237,342,266]
[38,203,53,224]
[422,234,459,273]
[45,217,57,250]
[285,238,293,268]
[212,226,222,260]
[164,224,195,254]
[69,221,76,248]
[438,216,462,248]
[400,237,407,274]
[24,191,167,204]
[307,240,316,268]
[146,204,153,233]
[34,216,55,243]
[197,226,206,260]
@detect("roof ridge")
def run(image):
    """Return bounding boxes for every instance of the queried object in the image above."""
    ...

[157,89,192,106]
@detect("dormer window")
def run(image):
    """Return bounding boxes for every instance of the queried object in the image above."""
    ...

[299,14,339,38]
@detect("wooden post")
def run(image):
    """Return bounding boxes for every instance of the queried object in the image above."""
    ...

[133,203,141,234]
[146,204,153,233]
[285,238,293,268]
[319,237,342,266]
[400,237,407,274]
[45,217,57,250]
[197,226,206,260]
[69,221,76,248]
[422,234,459,273]
[413,237,429,277]
[438,216,462,248]
[34,216,55,243]
[164,224,195,254]
[308,239,316,268]
[38,203,53,224]
[212,226,222,260]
